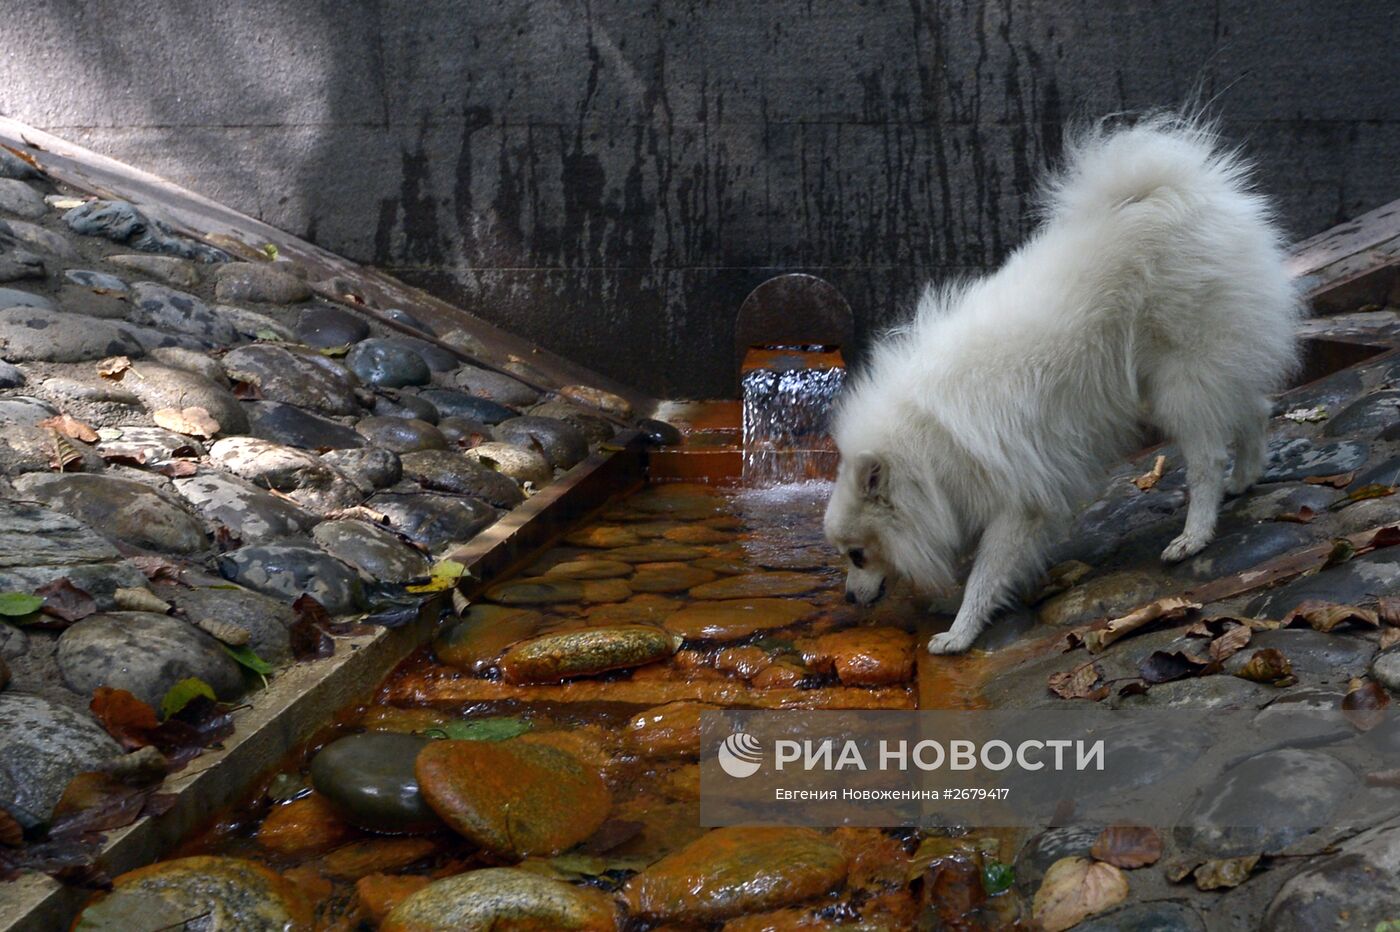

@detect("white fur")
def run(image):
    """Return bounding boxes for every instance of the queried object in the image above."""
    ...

[824,115,1302,654]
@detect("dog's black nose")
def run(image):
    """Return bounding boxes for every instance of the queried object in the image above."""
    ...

[844,590,856,604]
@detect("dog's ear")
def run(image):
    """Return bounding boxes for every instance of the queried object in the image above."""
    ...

[853,451,888,501]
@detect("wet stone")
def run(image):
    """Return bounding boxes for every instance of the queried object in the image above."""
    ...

[566,525,639,548]
[367,491,496,552]
[1225,483,1342,522]
[13,472,208,554]
[485,576,584,605]
[1277,368,1364,416]
[322,447,402,493]
[123,361,249,434]
[630,562,718,592]
[223,344,362,416]
[381,307,434,334]
[0,692,122,829]
[295,304,369,347]
[380,335,459,372]
[0,179,45,218]
[174,472,316,543]
[57,612,246,707]
[219,541,364,614]
[499,625,679,683]
[1174,748,1356,857]
[106,253,199,288]
[623,826,848,923]
[420,388,517,425]
[1015,826,1103,894]
[1334,495,1400,535]
[664,598,816,641]
[415,738,610,856]
[433,605,543,673]
[1348,455,1400,490]
[347,339,431,388]
[312,519,430,583]
[1374,650,1400,692]
[64,268,129,292]
[400,449,523,508]
[355,416,447,453]
[1249,549,1400,617]
[208,436,362,514]
[1224,629,1375,683]
[63,200,227,262]
[214,304,298,343]
[1323,389,1400,437]
[462,441,551,487]
[128,282,240,344]
[0,286,52,309]
[528,400,616,444]
[544,558,634,580]
[372,390,439,423]
[77,856,313,932]
[1262,821,1400,931]
[1176,522,1317,580]
[607,542,708,562]
[1112,673,1274,710]
[439,328,486,356]
[810,626,915,686]
[383,867,619,932]
[1039,570,1174,627]
[160,584,295,665]
[245,401,364,450]
[0,307,145,361]
[689,571,821,599]
[1073,902,1207,932]
[1262,437,1370,482]
[560,383,632,419]
[451,364,539,407]
[494,416,589,469]
[213,262,312,304]
[309,732,442,833]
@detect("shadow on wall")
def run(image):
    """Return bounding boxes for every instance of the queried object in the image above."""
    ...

[2,0,1396,398]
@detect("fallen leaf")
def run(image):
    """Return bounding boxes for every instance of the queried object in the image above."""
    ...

[1048,660,1108,701]
[1322,538,1357,568]
[37,414,98,444]
[49,433,84,472]
[1084,596,1200,654]
[231,380,263,400]
[1275,506,1315,524]
[290,594,335,661]
[1163,858,1201,883]
[1371,525,1400,549]
[96,356,131,379]
[127,556,183,585]
[100,451,148,467]
[151,406,220,439]
[90,687,160,750]
[1337,483,1396,508]
[112,587,171,614]
[1282,405,1328,423]
[222,643,274,677]
[1193,854,1259,891]
[405,558,469,594]
[1090,825,1162,869]
[155,460,198,478]
[421,716,531,742]
[1234,648,1295,685]
[0,592,43,618]
[1379,597,1400,626]
[1383,628,1400,651]
[159,678,217,721]
[1032,856,1130,932]
[1139,650,1212,684]
[1304,472,1356,488]
[1208,625,1252,662]
[1282,600,1379,632]
[0,809,21,847]
[35,577,97,626]
[194,617,249,646]
[1133,455,1167,492]
[923,854,988,926]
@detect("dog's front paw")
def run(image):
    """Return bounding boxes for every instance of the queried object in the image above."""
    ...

[928,629,977,655]
[1160,532,1210,563]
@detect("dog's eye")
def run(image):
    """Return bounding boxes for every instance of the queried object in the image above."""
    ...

[848,548,865,569]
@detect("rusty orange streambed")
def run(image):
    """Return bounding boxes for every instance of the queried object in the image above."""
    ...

[170,480,1038,929]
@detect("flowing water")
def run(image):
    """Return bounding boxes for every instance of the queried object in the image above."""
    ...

[740,348,844,485]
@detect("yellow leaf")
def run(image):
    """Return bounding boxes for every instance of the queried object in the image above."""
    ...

[1033,856,1130,931]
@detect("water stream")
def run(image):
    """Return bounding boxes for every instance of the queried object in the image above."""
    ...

[740,347,845,485]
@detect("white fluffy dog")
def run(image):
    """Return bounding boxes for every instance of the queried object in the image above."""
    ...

[824,115,1302,654]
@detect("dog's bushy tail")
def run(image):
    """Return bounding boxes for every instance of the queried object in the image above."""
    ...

[1037,112,1260,225]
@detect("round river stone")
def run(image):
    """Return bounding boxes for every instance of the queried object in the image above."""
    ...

[498,625,681,684]
[484,576,584,605]
[543,558,633,580]
[415,739,610,856]
[433,605,543,673]
[607,542,708,563]
[623,826,848,923]
[630,562,718,592]
[309,732,443,834]
[663,598,816,641]
[688,571,821,599]
[382,867,619,932]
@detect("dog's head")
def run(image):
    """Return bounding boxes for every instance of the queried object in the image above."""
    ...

[824,449,960,605]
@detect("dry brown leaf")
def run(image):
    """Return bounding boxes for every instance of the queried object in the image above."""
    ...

[1193,854,1259,891]
[37,414,98,444]
[1364,768,1400,788]
[1275,505,1315,524]
[1281,600,1379,632]
[1234,648,1295,685]
[96,355,132,379]
[48,433,83,472]
[1209,624,1252,662]
[0,807,21,846]
[152,406,220,439]
[1132,455,1167,491]
[195,617,250,646]
[1379,597,1400,627]
[1304,471,1356,489]
[1342,679,1390,732]
[1090,825,1162,869]
[1084,596,1200,654]
[1382,628,1400,651]
[1048,660,1108,701]
[113,587,171,614]
[1032,856,1130,931]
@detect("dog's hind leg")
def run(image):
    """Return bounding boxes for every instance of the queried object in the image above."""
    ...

[1160,424,1232,563]
[929,510,1047,654]
[1226,397,1271,496]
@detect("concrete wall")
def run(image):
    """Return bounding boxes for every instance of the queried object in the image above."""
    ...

[2,1,1397,398]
